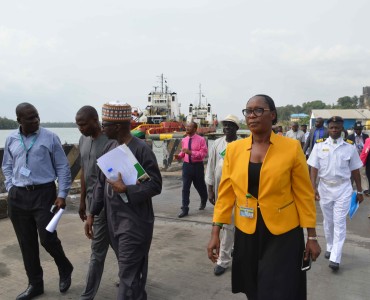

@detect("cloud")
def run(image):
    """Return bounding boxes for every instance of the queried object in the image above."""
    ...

[251,28,297,41]
[0,26,62,56]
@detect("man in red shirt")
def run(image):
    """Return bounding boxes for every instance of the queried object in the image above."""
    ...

[177,122,208,218]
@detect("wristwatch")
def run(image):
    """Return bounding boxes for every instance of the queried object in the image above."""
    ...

[357,191,364,195]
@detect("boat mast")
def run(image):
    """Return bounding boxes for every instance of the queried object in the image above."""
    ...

[157,73,171,120]
[198,84,202,107]
[161,73,164,94]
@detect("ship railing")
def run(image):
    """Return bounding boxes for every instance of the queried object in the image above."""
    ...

[131,124,161,131]
[147,125,185,135]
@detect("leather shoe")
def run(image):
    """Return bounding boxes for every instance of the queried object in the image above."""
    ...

[324,251,331,259]
[214,265,226,276]
[329,261,340,271]
[178,210,188,218]
[199,203,206,210]
[59,264,73,293]
[16,282,44,300]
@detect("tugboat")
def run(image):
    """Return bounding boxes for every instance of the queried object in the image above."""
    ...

[186,85,217,135]
[131,74,185,139]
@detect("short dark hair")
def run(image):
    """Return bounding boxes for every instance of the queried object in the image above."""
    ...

[16,102,36,117]
[254,94,278,125]
[76,105,99,119]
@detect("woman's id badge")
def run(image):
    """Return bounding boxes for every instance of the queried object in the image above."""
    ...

[240,206,254,218]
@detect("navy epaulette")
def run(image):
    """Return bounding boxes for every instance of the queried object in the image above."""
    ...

[344,139,354,145]
[315,138,326,143]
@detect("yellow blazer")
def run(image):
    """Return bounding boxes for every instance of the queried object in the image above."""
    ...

[213,132,316,235]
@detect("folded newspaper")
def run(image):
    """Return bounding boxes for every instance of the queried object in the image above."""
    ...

[97,144,150,185]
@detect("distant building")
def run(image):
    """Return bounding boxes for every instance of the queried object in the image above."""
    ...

[290,113,309,122]
[310,109,370,130]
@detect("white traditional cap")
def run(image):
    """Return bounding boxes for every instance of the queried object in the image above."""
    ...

[222,114,240,129]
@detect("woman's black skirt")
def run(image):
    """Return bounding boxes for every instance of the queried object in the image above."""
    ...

[232,209,307,300]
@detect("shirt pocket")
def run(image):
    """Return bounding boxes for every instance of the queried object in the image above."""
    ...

[339,154,351,169]
[318,151,329,168]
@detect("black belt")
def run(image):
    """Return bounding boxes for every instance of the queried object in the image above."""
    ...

[17,182,55,191]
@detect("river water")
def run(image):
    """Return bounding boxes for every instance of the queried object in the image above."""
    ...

[0,128,81,148]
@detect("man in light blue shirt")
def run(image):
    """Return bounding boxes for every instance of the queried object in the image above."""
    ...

[2,102,73,300]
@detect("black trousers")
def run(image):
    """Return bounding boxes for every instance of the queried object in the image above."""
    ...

[116,232,152,300]
[181,162,208,210]
[7,184,72,285]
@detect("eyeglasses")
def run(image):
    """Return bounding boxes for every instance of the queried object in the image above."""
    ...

[242,108,270,117]
[101,122,117,129]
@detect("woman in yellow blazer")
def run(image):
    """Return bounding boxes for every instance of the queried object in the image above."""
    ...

[207,95,321,300]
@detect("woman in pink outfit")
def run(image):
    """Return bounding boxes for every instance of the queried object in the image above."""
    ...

[360,138,370,195]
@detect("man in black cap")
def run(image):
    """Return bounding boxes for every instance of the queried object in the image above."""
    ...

[347,121,369,155]
[307,116,364,271]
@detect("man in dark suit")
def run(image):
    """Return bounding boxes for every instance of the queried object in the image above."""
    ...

[347,121,369,155]
[303,117,329,158]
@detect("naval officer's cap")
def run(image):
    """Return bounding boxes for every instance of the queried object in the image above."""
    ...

[354,121,363,130]
[326,116,344,125]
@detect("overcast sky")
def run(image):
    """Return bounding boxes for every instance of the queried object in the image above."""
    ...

[1,0,369,122]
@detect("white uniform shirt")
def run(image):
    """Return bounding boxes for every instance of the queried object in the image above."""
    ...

[307,136,362,181]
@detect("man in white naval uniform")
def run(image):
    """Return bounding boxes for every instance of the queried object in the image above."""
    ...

[307,116,364,271]
[205,114,240,276]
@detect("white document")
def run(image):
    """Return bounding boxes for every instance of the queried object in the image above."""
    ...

[97,144,138,185]
[46,208,64,232]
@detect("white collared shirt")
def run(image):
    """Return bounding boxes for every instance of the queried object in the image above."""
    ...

[307,136,362,180]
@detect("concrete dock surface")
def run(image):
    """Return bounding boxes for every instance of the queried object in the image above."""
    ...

[1,172,370,300]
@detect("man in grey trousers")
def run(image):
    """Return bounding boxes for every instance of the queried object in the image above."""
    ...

[76,106,116,299]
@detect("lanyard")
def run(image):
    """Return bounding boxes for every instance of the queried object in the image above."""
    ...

[19,132,38,166]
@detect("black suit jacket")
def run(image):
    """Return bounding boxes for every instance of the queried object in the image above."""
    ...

[303,126,329,156]
[347,133,369,143]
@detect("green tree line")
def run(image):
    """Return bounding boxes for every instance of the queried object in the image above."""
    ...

[0,117,77,129]
[276,95,364,122]
[0,117,18,129]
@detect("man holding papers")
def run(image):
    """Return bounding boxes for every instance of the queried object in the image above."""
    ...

[307,116,364,271]
[86,102,162,300]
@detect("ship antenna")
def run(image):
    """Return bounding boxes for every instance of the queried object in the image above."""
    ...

[161,73,164,94]
[156,74,164,94]
[199,84,202,106]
